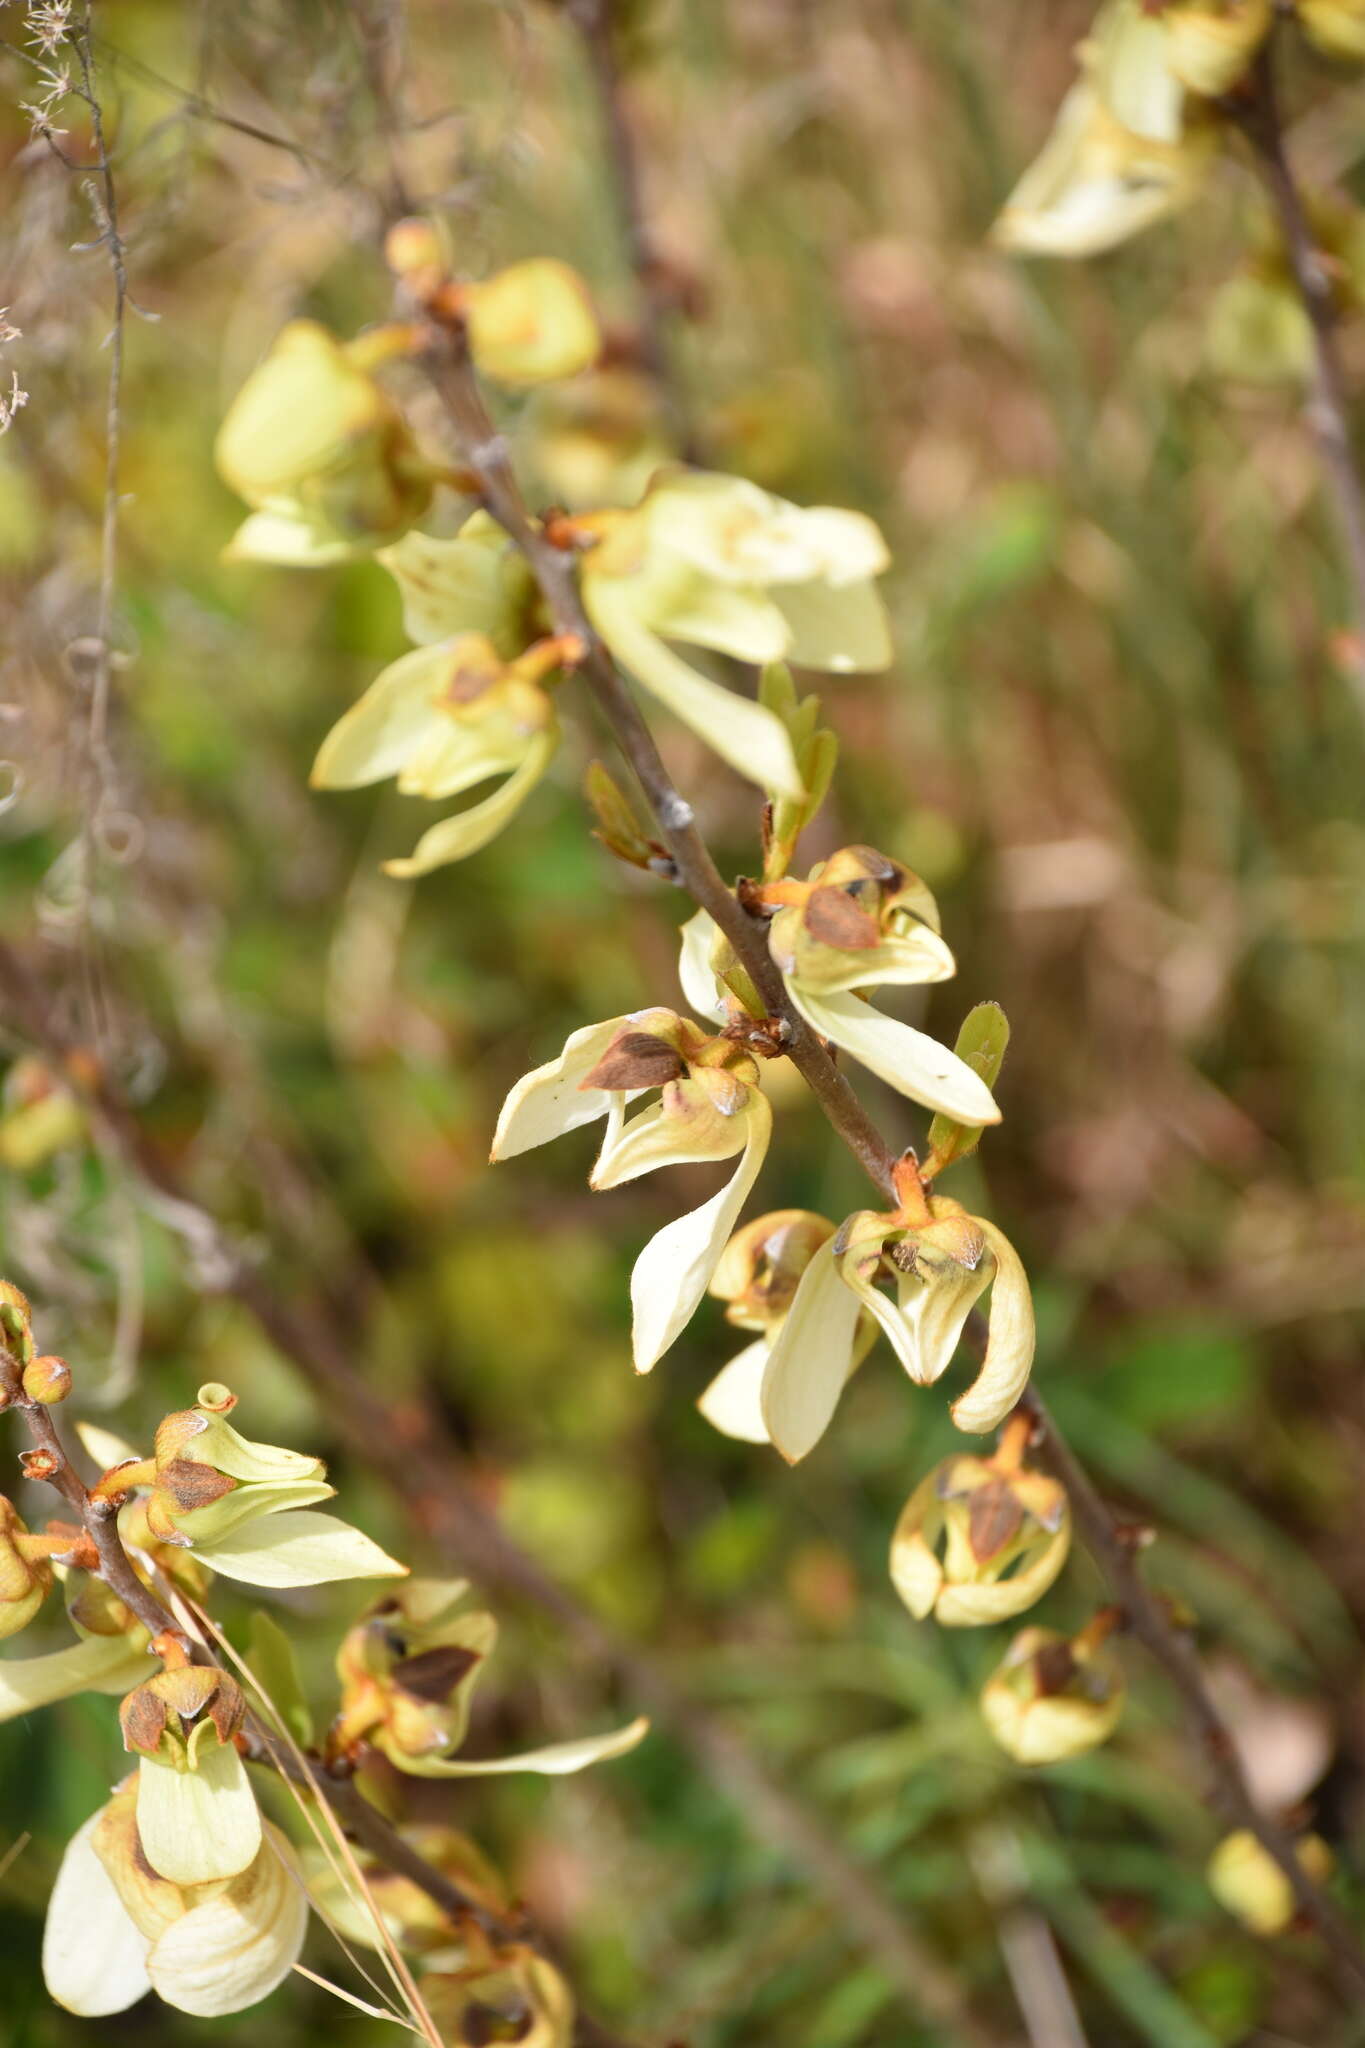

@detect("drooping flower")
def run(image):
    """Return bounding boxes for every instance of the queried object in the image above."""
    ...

[42,1781,307,2018]
[993,0,1215,259]
[575,469,892,797]
[332,1579,647,1777]
[756,1156,1034,1463]
[118,1657,260,1886]
[312,514,569,875]
[889,1420,1070,1627]
[1207,1828,1335,1935]
[980,1615,1126,1764]
[216,320,434,564]
[732,844,1000,1124]
[697,1210,874,1444]
[491,1007,774,1372]
[95,1383,406,1589]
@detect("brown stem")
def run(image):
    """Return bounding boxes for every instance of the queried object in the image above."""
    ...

[1021,1387,1365,2000]
[0,936,999,2048]
[0,1326,634,2048]
[412,326,1365,2004]
[1226,43,1365,680]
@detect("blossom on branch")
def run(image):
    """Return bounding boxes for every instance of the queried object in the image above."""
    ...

[492,1007,774,1372]
[575,469,892,797]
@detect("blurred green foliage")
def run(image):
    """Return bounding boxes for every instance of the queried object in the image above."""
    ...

[1,1,1364,2043]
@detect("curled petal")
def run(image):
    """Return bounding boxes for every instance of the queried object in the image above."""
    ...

[586,582,803,799]
[383,728,558,877]
[787,985,1000,1124]
[630,1093,773,1371]
[398,1714,650,1778]
[490,1017,629,1161]
[43,1813,152,2017]
[899,1243,994,1388]
[950,1222,1036,1434]
[677,908,728,1024]
[593,1079,751,1190]
[136,1741,262,1886]
[759,1236,865,1462]
[697,1338,772,1443]
[146,1828,309,2017]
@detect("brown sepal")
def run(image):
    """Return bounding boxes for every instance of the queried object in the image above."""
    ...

[967,1477,1025,1563]
[394,1645,484,1704]
[581,1032,686,1093]
[803,885,882,951]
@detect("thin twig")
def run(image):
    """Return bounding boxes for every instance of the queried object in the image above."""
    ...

[410,319,1365,2005]
[1226,41,1365,682]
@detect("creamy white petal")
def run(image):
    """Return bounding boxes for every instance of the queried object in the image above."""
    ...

[43,1812,152,2017]
[593,1090,750,1190]
[759,1237,865,1462]
[398,1714,649,1778]
[310,645,450,790]
[677,908,728,1023]
[377,518,533,651]
[490,1016,626,1161]
[697,1338,772,1443]
[631,1094,773,1371]
[772,576,892,674]
[175,1477,336,1546]
[586,583,803,798]
[950,1222,1036,1434]
[384,732,556,877]
[898,1254,994,1387]
[146,1828,308,2018]
[0,1632,151,1722]
[225,508,357,567]
[191,1510,407,1588]
[136,1743,262,1886]
[644,567,793,662]
[788,985,1001,1124]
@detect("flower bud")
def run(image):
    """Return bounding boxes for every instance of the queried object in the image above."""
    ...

[981,1621,1125,1764]
[1161,0,1273,96]
[0,1496,51,1639]
[384,215,446,287]
[890,1433,1070,1627]
[23,1353,71,1404]
[464,259,601,387]
[1207,1828,1334,1935]
[0,1280,35,1364]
